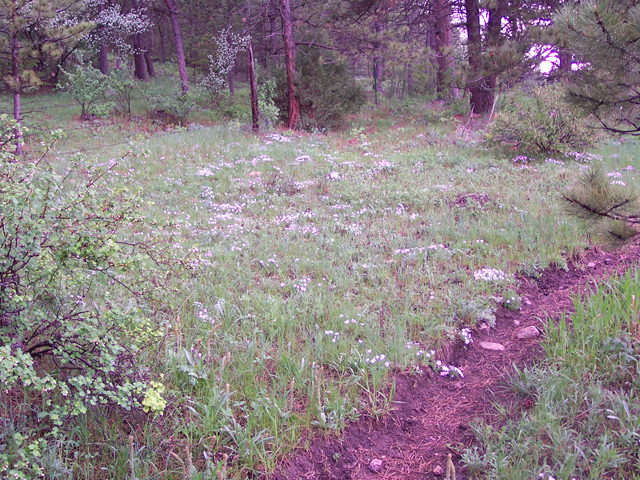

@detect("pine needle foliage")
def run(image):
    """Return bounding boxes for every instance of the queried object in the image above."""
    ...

[555,0,640,135]
[563,167,640,243]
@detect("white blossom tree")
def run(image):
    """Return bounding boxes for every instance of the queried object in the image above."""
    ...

[78,0,151,75]
[199,28,249,99]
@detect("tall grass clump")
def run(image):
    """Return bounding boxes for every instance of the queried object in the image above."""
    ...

[463,269,640,480]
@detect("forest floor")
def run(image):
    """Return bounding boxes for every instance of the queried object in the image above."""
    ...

[272,242,640,480]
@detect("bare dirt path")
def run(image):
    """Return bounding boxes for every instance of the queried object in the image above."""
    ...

[272,243,640,480]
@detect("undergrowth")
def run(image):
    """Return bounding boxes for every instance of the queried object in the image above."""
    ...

[2,80,639,477]
[463,269,640,480]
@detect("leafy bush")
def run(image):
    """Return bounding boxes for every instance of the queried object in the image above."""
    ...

[0,118,188,477]
[258,78,280,128]
[146,84,198,126]
[107,68,136,116]
[274,49,366,130]
[487,84,597,155]
[60,65,113,119]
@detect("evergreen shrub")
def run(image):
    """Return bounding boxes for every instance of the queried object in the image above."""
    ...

[275,49,366,130]
[487,84,597,155]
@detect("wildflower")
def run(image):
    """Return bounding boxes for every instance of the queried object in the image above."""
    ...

[474,268,506,281]
[545,158,564,165]
[460,328,473,345]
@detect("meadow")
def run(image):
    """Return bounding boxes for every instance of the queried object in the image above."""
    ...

[4,75,640,479]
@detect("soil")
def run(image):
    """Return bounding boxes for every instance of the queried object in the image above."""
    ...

[271,242,640,480]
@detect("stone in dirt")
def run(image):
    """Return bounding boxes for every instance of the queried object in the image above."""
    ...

[587,262,597,268]
[479,341,505,351]
[515,326,540,339]
[369,458,383,473]
[432,465,445,476]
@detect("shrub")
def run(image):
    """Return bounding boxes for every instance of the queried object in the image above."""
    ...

[487,84,597,155]
[258,77,280,128]
[60,65,113,119]
[146,84,198,126]
[274,49,366,130]
[107,68,136,116]
[0,118,189,477]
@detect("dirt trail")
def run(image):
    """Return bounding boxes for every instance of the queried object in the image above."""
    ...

[272,243,640,480]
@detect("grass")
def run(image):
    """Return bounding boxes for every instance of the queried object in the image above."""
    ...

[4,78,640,478]
[463,269,640,480]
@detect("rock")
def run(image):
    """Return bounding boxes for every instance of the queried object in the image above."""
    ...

[516,326,540,339]
[513,320,520,326]
[478,322,490,332]
[432,465,445,476]
[248,171,263,177]
[479,341,505,351]
[369,459,383,473]
[587,262,597,268]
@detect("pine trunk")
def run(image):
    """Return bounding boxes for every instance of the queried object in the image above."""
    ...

[144,31,155,77]
[280,0,299,129]
[99,45,109,75]
[248,42,259,133]
[164,0,189,94]
[465,0,493,114]
[157,19,167,62]
[434,0,453,96]
[269,0,278,68]
[133,33,148,81]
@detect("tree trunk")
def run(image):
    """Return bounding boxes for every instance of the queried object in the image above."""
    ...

[163,0,189,94]
[465,0,493,114]
[144,31,155,77]
[268,0,279,68]
[248,42,259,133]
[280,0,299,129]
[99,44,109,74]
[559,50,572,73]
[12,31,23,156]
[228,71,235,96]
[157,18,167,62]
[373,56,382,105]
[372,20,383,103]
[98,2,109,75]
[226,6,235,96]
[434,0,453,96]
[133,33,148,80]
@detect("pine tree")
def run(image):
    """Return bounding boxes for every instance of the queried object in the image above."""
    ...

[0,0,92,155]
[563,167,640,244]
[555,0,640,135]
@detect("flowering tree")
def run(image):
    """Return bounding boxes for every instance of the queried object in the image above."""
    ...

[199,28,250,99]
[81,0,152,75]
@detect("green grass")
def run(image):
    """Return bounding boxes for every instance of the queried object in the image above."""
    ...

[463,269,640,480]
[5,82,640,478]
